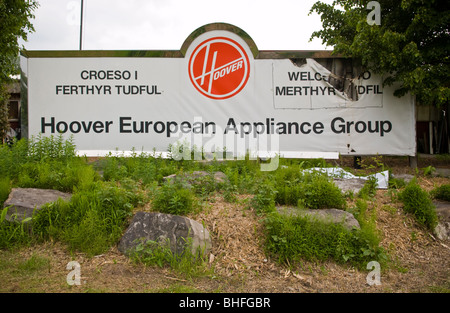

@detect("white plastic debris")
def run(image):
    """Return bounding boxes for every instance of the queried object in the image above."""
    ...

[303,167,389,189]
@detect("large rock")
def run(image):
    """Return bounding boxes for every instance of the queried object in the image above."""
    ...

[277,206,360,231]
[333,178,366,194]
[118,212,212,257]
[433,168,450,178]
[434,201,450,241]
[391,173,415,184]
[163,171,227,185]
[3,188,72,223]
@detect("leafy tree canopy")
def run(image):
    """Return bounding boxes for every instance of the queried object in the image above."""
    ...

[0,0,38,82]
[310,0,450,107]
[0,0,38,142]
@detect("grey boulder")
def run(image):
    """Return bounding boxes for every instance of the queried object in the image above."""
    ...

[333,178,366,194]
[3,188,71,223]
[163,171,227,185]
[434,201,450,241]
[277,207,360,231]
[118,212,211,257]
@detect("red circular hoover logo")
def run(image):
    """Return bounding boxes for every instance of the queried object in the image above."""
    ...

[188,37,250,100]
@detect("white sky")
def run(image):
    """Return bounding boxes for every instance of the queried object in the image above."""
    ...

[21,0,333,51]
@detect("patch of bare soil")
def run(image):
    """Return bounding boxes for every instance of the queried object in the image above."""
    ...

[1,160,449,293]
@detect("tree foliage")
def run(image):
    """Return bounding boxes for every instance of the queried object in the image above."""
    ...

[0,0,38,141]
[0,0,38,81]
[310,0,450,107]
[0,85,9,142]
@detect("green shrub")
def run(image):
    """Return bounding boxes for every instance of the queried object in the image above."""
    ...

[0,138,29,179]
[273,166,304,185]
[0,207,33,249]
[431,184,450,202]
[223,183,238,203]
[0,135,87,191]
[0,177,11,205]
[191,173,220,198]
[221,159,262,193]
[271,169,345,210]
[275,183,303,206]
[100,155,129,182]
[17,159,98,192]
[399,180,438,230]
[62,207,112,256]
[358,176,378,199]
[264,212,386,267]
[27,134,76,161]
[388,172,407,189]
[299,173,346,209]
[99,151,191,185]
[348,199,376,230]
[32,181,137,256]
[131,237,208,278]
[251,182,277,214]
[348,199,382,251]
[152,182,196,215]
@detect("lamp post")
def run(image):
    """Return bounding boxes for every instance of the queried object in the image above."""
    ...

[79,0,84,50]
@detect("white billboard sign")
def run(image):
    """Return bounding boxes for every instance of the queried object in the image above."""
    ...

[23,24,416,159]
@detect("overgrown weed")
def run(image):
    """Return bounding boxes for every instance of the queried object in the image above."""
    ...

[131,237,211,279]
[264,211,387,268]
[0,136,395,270]
[398,179,438,230]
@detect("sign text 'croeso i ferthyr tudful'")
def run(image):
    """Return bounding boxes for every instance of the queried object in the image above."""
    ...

[20,23,415,160]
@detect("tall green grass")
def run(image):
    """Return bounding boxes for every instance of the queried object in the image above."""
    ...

[130,237,209,278]
[431,184,450,202]
[264,210,386,268]
[0,135,143,254]
[251,169,346,212]
[0,206,33,249]
[399,180,438,230]
[33,181,141,256]
[1,135,390,270]
[262,168,386,268]
[17,158,98,192]
[151,181,196,215]
[0,177,11,205]
[0,134,79,189]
